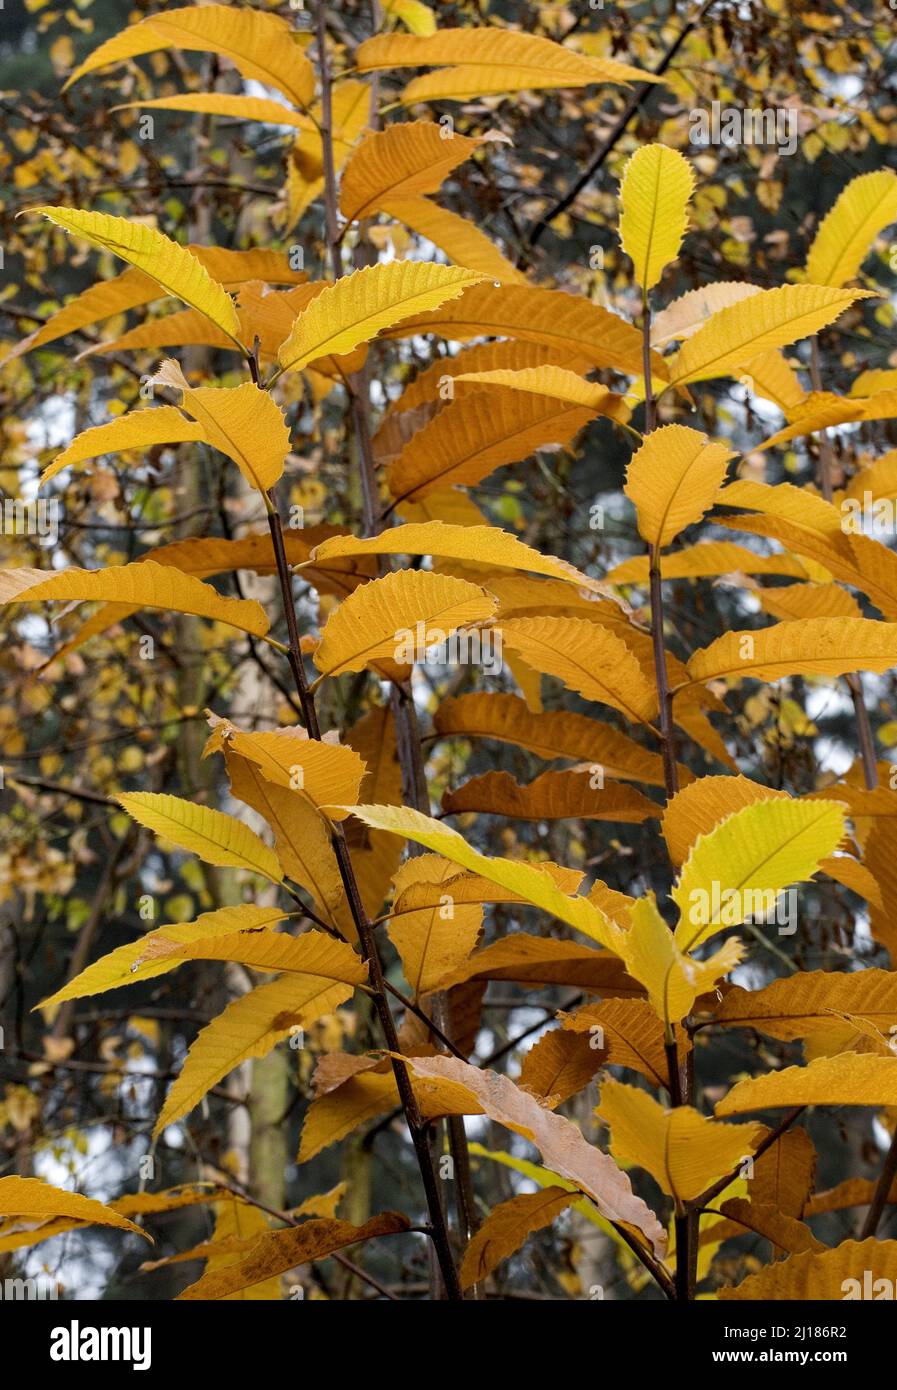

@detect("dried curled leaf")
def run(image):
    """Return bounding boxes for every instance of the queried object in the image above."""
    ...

[405,1054,667,1254]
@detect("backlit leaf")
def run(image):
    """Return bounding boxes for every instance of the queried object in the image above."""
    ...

[672,798,846,950]
[805,170,897,288]
[0,562,269,639]
[28,207,242,343]
[117,792,282,882]
[65,4,315,108]
[619,144,695,292]
[277,262,484,374]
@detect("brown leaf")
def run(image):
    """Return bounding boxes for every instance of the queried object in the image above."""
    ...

[405,1055,666,1254]
[460,1187,579,1290]
[177,1213,409,1300]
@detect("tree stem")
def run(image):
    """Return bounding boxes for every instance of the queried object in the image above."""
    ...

[264,493,462,1300]
[809,337,878,791]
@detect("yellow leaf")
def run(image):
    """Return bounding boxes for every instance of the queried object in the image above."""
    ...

[299,1070,400,1161]
[662,774,787,866]
[433,692,669,786]
[684,617,897,690]
[155,974,356,1135]
[499,616,657,724]
[0,248,306,366]
[114,93,312,132]
[378,281,664,379]
[65,4,315,108]
[387,391,593,503]
[277,261,484,373]
[0,1177,149,1241]
[307,521,608,594]
[666,285,875,388]
[0,561,269,638]
[79,284,322,364]
[806,170,897,288]
[207,716,365,809]
[715,478,854,567]
[313,568,496,679]
[342,703,405,927]
[612,894,744,1025]
[132,527,374,595]
[624,424,733,549]
[392,854,587,909]
[651,283,762,347]
[618,144,695,292]
[757,387,897,451]
[178,1213,409,1300]
[518,1029,605,1106]
[117,792,282,881]
[293,1183,347,1220]
[719,1238,897,1300]
[201,1199,281,1302]
[381,0,437,35]
[742,349,809,412]
[37,905,286,1011]
[339,120,495,223]
[460,1187,579,1289]
[442,770,657,823]
[723,478,845,542]
[148,360,289,493]
[453,364,626,416]
[672,798,846,951]
[844,448,897,504]
[606,541,813,586]
[27,207,241,343]
[342,803,619,950]
[437,935,635,994]
[560,997,684,1090]
[382,340,593,420]
[222,749,347,935]
[716,1054,897,1115]
[717,1199,823,1256]
[714,968,897,1047]
[596,1079,763,1205]
[140,928,366,985]
[383,195,526,283]
[31,528,370,673]
[356,29,660,102]
[755,582,861,622]
[405,1055,666,1255]
[40,407,206,487]
[387,871,482,997]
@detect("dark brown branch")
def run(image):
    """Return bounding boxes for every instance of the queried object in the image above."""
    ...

[861,1127,897,1238]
